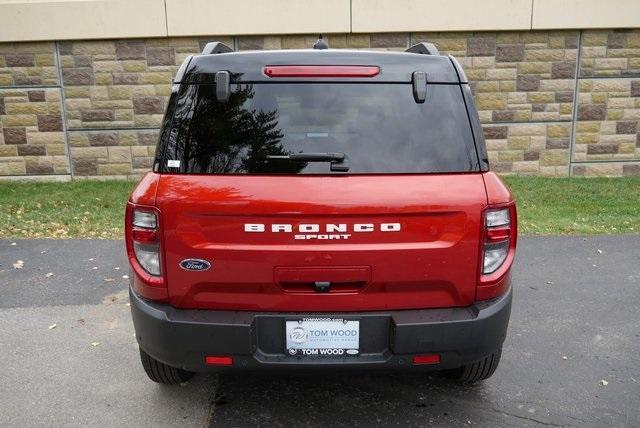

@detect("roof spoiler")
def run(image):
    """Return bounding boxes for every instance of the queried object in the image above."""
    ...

[201,41,234,55]
[405,42,440,56]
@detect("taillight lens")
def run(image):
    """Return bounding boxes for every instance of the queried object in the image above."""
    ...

[131,209,161,276]
[483,208,511,274]
[485,209,510,228]
[133,242,161,276]
[477,203,517,301]
[125,202,166,300]
[133,210,157,229]
[483,242,509,274]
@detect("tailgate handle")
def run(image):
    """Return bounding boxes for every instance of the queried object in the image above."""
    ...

[279,280,367,294]
[275,266,371,294]
[314,281,331,293]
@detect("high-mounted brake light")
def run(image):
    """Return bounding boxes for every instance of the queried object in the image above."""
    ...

[264,65,380,78]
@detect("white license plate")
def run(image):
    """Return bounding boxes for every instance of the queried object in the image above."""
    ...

[285,318,360,356]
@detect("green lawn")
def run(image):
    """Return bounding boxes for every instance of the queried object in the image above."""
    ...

[0,177,638,238]
[0,180,134,239]
[503,176,640,235]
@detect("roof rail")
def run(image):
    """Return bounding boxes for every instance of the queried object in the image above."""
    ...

[406,42,440,56]
[201,41,234,55]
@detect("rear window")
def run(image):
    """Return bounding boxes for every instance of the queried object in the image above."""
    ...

[157,83,479,174]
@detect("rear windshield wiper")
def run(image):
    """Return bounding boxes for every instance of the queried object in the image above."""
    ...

[266,152,349,172]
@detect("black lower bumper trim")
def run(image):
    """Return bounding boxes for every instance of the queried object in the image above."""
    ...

[130,287,512,372]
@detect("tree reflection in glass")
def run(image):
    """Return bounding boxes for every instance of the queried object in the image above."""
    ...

[162,83,305,174]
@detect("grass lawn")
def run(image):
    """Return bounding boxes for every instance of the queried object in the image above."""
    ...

[0,177,638,238]
[503,177,640,235]
[0,180,134,239]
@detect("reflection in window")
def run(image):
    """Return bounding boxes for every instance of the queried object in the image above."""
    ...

[158,83,478,174]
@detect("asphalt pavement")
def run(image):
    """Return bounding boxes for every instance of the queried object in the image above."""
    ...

[0,236,639,427]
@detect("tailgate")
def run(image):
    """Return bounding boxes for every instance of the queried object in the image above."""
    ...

[157,174,486,311]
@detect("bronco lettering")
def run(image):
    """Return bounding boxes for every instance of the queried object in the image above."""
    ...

[244,223,401,233]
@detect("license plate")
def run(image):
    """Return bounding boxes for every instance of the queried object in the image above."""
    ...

[285,318,360,357]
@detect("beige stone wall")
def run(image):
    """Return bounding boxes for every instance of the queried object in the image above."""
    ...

[68,130,158,177]
[574,79,640,162]
[411,31,578,124]
[0,87,68,175]
[483,122,572,176]
[0,42,58,86]
[0,30,639,178]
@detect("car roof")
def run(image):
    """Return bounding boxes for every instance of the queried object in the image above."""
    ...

[178,49,463,84]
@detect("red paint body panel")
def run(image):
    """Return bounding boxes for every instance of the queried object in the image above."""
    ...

[478,172,517,300]
[151,173,489,311]
[126,173,167,300]
[129,172,159,206]
[483,172,514,206]
[127,171,517,311]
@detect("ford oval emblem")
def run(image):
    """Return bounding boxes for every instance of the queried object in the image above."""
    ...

[179,259,211,271]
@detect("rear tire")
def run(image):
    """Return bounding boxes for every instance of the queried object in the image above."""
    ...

[139,348,194,385]
[445,348,502,384]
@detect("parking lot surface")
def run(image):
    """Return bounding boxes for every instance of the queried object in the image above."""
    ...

[1,236,639,427]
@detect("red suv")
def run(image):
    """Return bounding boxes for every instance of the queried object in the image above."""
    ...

[126,40,517,385]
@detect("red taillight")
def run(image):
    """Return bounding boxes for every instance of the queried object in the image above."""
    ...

[205,356,233,366]
[478,204,517,301]
[486,226,510,243]
[482,208,511,275]
[412,354,441,365]
[132,228,157,243]
[125,203,165,296]
[131,209,161,277]
[264,65,380,78]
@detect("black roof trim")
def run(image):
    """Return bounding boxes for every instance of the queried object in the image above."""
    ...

[179,50,461,84]
[406,42,440,56]
[448,55,468,84]
[172,54,193,88]
[201,41,234,55]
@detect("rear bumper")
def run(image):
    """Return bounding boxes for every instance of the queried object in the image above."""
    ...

[130,287,512,372]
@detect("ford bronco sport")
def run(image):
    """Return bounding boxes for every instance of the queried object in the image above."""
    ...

[126,39,517,385]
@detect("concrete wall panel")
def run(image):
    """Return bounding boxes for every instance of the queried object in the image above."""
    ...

[0,0,167,42]
[352,0,533,33]
[165,0,350,37]
[532,0,640,30]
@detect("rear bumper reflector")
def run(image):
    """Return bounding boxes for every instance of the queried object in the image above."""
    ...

[205,356,233,366]
[412,354,441,365]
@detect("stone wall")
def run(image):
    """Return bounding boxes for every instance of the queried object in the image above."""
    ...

[1,30,639,178]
